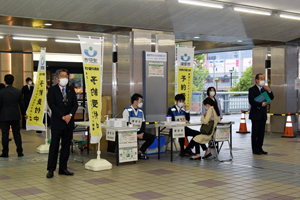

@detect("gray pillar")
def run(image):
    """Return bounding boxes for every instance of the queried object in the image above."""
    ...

[270,46,298,133]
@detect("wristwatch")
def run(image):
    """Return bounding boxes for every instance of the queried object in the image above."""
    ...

[69,113,73,117]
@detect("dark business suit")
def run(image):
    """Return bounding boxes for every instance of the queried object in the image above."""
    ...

[248,85,274,153]
[47,84,78,171]
[0,85,26,155]
[21,85,33,128]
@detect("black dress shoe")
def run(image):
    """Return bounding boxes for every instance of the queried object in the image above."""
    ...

[185,149,196,155]
[0,154,8,158]
[46,170,54,178]
[138,153,149,160]
[253,152,262,155]
[18,153,24,157]
[59,170,74,176]
[260,150,268,155]
[189,156,201,160]
[179,150,186,156]
[203,152,212,159]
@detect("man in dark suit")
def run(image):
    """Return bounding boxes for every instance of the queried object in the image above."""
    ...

[249,73,274,155]
[0,74,27,157]
[46,69,78,178]
[21,77,34,129]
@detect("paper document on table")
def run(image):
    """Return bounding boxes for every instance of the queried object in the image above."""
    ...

[254,91,271,103]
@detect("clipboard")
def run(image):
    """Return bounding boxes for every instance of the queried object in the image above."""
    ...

[254,91,272,103]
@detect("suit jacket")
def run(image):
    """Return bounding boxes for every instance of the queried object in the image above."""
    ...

[21,85,34,107]
[0,85,26,121]
[248,85,274,120]
[47,84,78,130]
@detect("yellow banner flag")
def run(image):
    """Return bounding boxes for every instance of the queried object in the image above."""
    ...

[26,48,46,131]
[177,67,193,110]
[79,36,104,144]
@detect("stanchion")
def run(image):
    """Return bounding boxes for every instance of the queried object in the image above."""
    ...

[85,140,112,171]
[236,110,250,133]
[37,111,50,153]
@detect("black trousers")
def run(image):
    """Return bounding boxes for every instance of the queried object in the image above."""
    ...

[22,104,29,129]
[179,127,199,150]
[139,132,155,153]
[186,139,208,154]
[47,127,72,171]
[251,119,266,153]
[1,121,23,155]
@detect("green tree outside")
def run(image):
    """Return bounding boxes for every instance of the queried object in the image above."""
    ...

[193,55,209,92]
[230,66,252,93]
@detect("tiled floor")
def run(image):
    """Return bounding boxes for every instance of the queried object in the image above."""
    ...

[1,114,300,199]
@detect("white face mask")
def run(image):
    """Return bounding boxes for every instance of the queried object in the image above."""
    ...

[258,80,265,87]
[28,81,32,86]
[59,78,68,87]
[178,102,184,108]
[138,103,143,108]
[209,91,215,97]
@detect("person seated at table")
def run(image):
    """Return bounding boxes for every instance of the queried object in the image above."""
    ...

[122,93,155,160]
[185,97,220,160]
[167,94,199,156]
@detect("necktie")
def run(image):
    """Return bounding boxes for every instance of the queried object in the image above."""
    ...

[260,88,263,94]
[61,87,65,97]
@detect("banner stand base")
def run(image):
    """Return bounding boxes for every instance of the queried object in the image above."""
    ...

[85,151,112,171]
[37,143,50,154]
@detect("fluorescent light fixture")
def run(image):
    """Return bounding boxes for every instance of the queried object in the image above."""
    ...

[0,36,3,39]
[234,7,271,16]
[194,36,200,38]
[12,36,48,41]
[44,23,52,26]
[280,14,300,20]
[151,42,156,45]
[178,0,224,9]
[55,39,81,43]
[237,40,243,42]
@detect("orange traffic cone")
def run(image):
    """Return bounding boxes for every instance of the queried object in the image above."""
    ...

[282,113,296,138]
[236,110,250,133]
[184,137,189,147]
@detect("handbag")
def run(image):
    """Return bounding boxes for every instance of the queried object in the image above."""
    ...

[200,120,214,135]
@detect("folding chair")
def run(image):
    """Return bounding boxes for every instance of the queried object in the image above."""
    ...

[211,122,233,162]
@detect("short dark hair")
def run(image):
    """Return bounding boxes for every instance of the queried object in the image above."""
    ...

[207,87,216,96]
[255,73,263,80]
[131,93,143,104]
[175,94,185,101]
[203,97,220,116]
[55,69,68,79]
[4,74,14,85]
[25,77,32,82]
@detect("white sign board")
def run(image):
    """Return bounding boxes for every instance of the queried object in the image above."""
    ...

[208,60,224,73]
[225,59,239,72]
[214,125,230,141]
[145,52,167,62]
[172,127,185,138]
[177,47,194,67]
[106,129,116,142]
[118,130,138,163]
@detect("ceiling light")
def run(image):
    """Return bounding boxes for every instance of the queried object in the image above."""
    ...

[0,36,3,39]
[12,36,48,41]
[234,7,271,16]
[279,14,300,20]
[237,40,243,42]
[55,39,81,43]
[44,23,52,26]
[178,0,224,9]
[151,42,156,45]
[194,36,200,39]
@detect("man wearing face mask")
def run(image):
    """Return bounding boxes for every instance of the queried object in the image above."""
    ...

[122,93,155,160]
[46,69,78,178]
[167,94,199,156]
[249,73,274,155]
[21,77,34,129]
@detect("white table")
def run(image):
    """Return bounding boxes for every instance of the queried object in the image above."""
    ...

[74,121,139,166]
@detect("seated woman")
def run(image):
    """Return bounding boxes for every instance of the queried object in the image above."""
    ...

[186,97,220,160]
